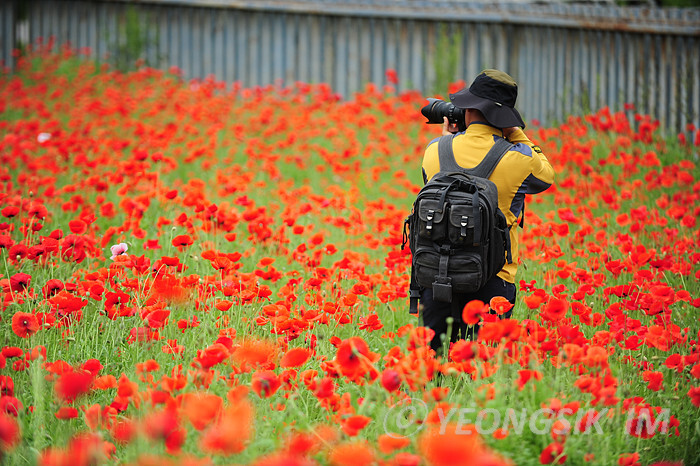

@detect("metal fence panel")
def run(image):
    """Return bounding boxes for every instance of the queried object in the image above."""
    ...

[1,0,699,132]
[0,1,13,71]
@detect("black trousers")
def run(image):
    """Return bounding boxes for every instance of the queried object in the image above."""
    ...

[420,275,516,353]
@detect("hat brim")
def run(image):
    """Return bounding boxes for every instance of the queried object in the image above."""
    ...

[450,88,525,129]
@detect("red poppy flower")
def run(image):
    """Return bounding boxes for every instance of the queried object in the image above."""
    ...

[380,369,401,392]
[314,377,335,399]
[165,426,186,455]
[8,244,27,261]
[462,300,488,325]
[378,434,411,454]
[54,371,94,402]
[351,282,370,295]
[539,441,566,464]
[642,371,664,392]
[0,413,20,451]
[688,386,700,408]
[142,406,179,442]
[0,396,22,416]
[68,219,87,234]
[232,339,278,369]
[258,257,275,266]
[55,406,79,420]
[9,273,31,293]
[92,375,117,390]
[11,312,39,339]
[541,297,569,322]
[27,203,48,219]
[181,392,223,430]
[200,401,253,455]
[691,364,700,379]
[251,370,281,398]
[0,376,14,397]
[194,343,230,369]
[449,340,477,362]
[280,347,312,368]
[328,440,375,465]
[335,337,374,377]
[49,290,88,315]
[625,409,658,439]
[160,256,181,267]
[418,424,499,465]
[1,348,22,359]
[42,279,64,297]
[1,206,19,218]
[171,235,193,247]
[618,453,640,466]
[358,314,383,331]
[517,369,543,391]
[81,359,103,376]
[0,235,14,250]
[340,415,371,436]
[489,296,514,315]
[110,419,136,445]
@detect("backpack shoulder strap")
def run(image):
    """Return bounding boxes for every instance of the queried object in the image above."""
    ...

[467,137,514,179]
[438,134,513,179]
[437,134,461,173]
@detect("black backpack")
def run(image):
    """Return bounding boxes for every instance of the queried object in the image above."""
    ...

[403,135,514,315]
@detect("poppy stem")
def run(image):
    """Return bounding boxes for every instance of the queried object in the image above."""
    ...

[2,251,15,302]
[443,317,454,358]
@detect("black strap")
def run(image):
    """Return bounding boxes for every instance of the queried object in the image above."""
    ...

[505,226,513,263]
[437,134,513,179]
[437,179,460,210]
[402,216,410,250]
[438,247,450,279]
[409,270,420,315]
[432,246,453,303]
[437,134,460,172]
[469,138,514,178]
[472,191,481,246]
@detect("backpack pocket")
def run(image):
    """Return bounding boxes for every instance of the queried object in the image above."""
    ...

[417,199,446,242]
[448,205,475,246]
[448,252,484,293]
[412,248,440,290]
[413,248,483,295]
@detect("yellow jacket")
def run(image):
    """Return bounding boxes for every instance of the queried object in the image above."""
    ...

[421,122,554,283]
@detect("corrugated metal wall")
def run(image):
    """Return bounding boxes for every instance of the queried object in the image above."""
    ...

[2,0,699,132]
[0,0,14,72]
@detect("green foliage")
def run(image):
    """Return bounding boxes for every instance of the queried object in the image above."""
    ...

[431,25,463,95]
[656,0,700,7]
[108,6,159,73]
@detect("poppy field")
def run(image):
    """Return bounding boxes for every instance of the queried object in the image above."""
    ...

[0,46,699,466]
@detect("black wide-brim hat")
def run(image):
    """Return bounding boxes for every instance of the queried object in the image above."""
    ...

[449,69,526,129]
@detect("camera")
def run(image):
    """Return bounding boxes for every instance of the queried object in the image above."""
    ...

[420,98,467,132]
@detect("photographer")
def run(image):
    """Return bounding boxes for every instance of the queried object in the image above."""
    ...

[419,69,554,352]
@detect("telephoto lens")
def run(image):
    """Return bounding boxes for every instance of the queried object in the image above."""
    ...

[420,98,466,132]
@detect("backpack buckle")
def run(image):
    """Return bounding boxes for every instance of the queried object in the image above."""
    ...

[460,215,469,237]
[439,245,452,255]
[426,210,435,230]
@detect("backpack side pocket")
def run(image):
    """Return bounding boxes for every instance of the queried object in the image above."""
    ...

[417,199,446,242]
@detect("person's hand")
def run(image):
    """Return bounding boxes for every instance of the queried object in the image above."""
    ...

[442,117,459,135]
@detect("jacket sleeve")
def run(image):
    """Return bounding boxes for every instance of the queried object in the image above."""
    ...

[421,137,441,184]
[508,128,554,194]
